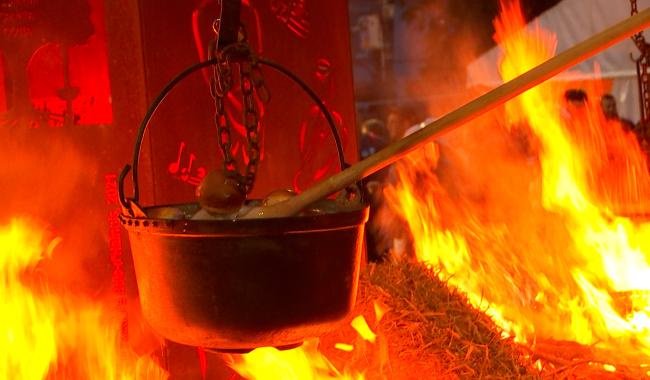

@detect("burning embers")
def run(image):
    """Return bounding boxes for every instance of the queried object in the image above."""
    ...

[378,0,650,367]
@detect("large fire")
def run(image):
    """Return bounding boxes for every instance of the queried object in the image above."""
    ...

[5,0,650,378]
[381,0,650,364]
[124,1,650,377]
[0,218,167,379]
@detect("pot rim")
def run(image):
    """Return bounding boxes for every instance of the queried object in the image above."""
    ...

[119,201,369,236]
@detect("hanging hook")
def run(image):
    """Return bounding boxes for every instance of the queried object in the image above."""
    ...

[216,0,242,51]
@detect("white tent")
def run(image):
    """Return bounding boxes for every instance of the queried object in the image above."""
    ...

[466,0,650,122]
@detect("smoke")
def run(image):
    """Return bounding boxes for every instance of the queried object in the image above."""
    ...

[0,123,111,296]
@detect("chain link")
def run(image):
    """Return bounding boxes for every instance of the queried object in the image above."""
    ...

[631,0,645,50]
[210,37,269,194]
[240,61,261,193]
[631,0,650,125]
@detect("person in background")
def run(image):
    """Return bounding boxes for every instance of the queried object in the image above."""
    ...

[636,120,650,156]
[370,103,430,261]
[562,88,589,120]
[359,105,423,262]
[600,93,635,132]
[385,105,421,142]
[565,88,588,104]
[561,88,594,150]
[359,118,390,159]
[599,93,650,157]
[358,118,391,262]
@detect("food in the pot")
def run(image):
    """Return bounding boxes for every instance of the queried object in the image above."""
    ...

[262,188,296,206]
[191,208,233,220]
[149,206,186,220]
[304,199,347,215]
[196,170,245,215]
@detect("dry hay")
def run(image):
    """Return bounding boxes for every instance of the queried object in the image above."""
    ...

[319,261,649,379]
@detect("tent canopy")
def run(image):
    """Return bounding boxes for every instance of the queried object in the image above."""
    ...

[466,0,650,122]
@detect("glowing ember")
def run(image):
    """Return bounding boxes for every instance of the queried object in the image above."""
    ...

[603,363,617,372]
[373,301,388,322]
[0,218,167,379]
[334,343,355,352]
[381,0,650,363]
[350,316,377,344]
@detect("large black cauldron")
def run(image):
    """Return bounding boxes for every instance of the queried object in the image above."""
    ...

[120,202,367,351]
[118,53,368,352]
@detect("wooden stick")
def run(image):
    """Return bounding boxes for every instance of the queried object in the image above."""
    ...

[248,8,650,219]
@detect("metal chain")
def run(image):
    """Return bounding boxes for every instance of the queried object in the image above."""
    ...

[211,48,238,179]
[631,0,642,44]
[210,38,269,194]
[240,61,261,193]
[631,0,650,125]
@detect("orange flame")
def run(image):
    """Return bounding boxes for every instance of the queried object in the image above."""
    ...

[229,312,387,379]
[0,218,167,379]
[382,0,650,361]
[228,339,364,380]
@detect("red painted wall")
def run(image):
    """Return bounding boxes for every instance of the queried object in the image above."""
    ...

[133,0,358,205]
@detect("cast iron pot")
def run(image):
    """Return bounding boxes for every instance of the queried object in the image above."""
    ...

[119,202,367,351]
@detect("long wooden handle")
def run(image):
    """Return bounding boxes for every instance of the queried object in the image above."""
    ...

[251,7,650,219]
